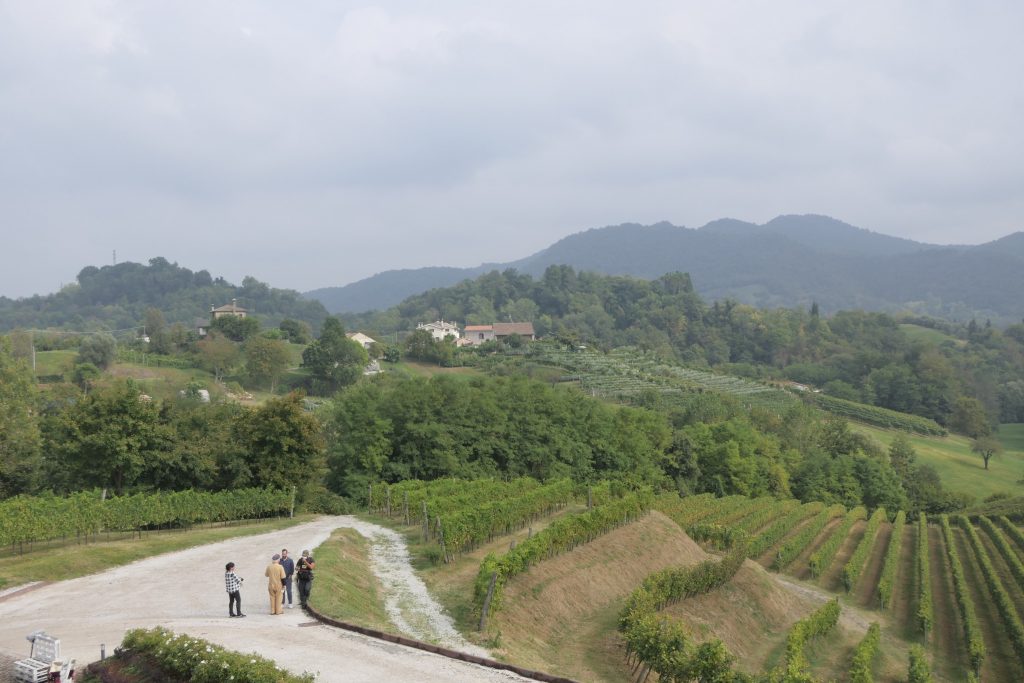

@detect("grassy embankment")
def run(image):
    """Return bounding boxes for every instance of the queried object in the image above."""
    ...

[305,528,390,631]
[0,515,311,588]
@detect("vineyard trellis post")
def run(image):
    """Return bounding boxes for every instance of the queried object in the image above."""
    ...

[367,484,373,514]
[403,491,409,524]
[386,487,391,517]
[478,571,499,631]
[422,501,429,541]
[437,516,448,563]
[289,486,296,519]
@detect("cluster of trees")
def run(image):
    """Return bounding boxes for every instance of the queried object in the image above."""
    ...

[323,373,964,514]
[345,266,1024,434]
[0,257,327,332]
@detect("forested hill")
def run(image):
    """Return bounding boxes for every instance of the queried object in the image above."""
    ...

[0,257,328,332]
[345,266,1024,428]
[306,214,1024,322]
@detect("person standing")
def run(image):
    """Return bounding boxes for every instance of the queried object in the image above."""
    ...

[280,548,295,609]
[225,562,245,617]
[265,553,285,615]
[295,549,316,607]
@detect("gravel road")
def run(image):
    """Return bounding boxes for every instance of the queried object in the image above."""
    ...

[0,516,530,682]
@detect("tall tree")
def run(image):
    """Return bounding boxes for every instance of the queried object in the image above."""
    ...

[78,333,116,369]
[970,436,1002,471]
[196,332,240,382]
[245,335,291,392]
[301,317,368,394]
[233,392,325,490]
[48,380,173,494]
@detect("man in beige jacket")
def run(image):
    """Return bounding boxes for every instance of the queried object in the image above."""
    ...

[265,553,286,615]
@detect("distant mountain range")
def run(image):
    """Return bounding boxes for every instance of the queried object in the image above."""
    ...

[304,215,1024,323]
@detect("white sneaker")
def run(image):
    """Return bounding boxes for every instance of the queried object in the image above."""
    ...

[287,604,294,608]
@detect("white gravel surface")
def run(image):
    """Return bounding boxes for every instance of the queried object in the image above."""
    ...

[0,516,530,682]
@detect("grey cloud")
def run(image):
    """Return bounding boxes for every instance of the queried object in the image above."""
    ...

[1,1,1023,298]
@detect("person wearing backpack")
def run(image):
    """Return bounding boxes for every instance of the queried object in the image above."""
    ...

[295,549,316,607]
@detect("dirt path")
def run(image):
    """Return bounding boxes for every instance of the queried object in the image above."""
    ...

[854,523,892,607]
[0,516,528,683]
[820,520,866,592]
[892,522,917,637]
[953,526,1021,683]
[786,516,843,580]
[927,523,967,682]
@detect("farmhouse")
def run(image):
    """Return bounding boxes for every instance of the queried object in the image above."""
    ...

[196,299,248,337]
[462,322,536,346]
[346,332,377,349]
[416,320,461,341]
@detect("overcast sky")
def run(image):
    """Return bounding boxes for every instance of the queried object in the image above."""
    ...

[1,1,1023,299]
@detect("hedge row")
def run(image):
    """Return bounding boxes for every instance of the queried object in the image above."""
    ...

[809,393,947,435]
[957,515,1024,666]
[939,515,984,675]
[118,627,312,682]
[978,516,1024,591]
[808,506,866,578]
[747,501,826,559]
[877,511,907,608]
[996,515,1024,550]
[368,477,540,523]
[782,598,842,678]
[842,507,887,591]
[619,530,748,681]
[0,488,290,551]
[907,645,932,683]
[916,515,933,637]
[440,479,576,556]
[849,622,881,683]
[735,499,799,536]
[772,504,846,570]
[652,492,717,529]
[474,490,653,617]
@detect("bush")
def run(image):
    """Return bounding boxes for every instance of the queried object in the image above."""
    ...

[118,627,313,682]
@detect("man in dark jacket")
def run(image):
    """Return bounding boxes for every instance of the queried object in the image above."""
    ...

[296,549,316,607]
[280,548,295,609]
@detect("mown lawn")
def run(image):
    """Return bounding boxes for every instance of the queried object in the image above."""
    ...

[853,423,1024,502]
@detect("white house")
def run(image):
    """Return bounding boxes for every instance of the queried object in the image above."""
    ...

[346,332,377,349]
[416,320,461,341]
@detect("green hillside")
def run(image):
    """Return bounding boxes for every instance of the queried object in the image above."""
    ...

[852,423,1024,502]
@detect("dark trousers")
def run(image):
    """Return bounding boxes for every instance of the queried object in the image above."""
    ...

[228,590,241,616]
[297,578,312,606]
[283,577,293,605]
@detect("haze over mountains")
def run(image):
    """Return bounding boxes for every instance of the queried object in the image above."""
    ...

[305,215,1024,323]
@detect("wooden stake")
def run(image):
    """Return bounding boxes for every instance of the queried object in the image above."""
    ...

[478,571,498,631]
[437,517,448,563]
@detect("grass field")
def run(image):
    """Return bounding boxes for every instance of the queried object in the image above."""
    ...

[852,423,1024,502]
[898,324,963,347]
[32,349,77,376]
[0,515,310,589]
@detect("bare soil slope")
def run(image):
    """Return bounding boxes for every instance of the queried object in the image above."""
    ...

[489,510,708,682]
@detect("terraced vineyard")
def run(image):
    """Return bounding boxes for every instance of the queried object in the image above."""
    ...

[529,344,797,412]
[368,479,1024,681]
[528,343,949,433]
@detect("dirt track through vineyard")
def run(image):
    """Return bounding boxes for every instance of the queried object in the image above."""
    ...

[927,524,967,682]
[854,522,891,607]
[0,516,530,683]
[953,526,1020,683]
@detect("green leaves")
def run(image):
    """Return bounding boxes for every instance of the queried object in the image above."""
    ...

[877,511,906,608]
